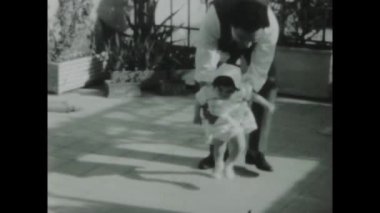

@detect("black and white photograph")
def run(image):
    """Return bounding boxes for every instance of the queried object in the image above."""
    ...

[47,0,333,212]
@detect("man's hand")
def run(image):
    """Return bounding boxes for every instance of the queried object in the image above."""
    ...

[266,103,276,114]
[202,105,219,124]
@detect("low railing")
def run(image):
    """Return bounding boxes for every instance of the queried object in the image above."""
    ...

[162,0,332,49]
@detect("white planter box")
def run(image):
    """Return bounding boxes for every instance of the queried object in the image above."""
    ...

[275,46,332,99]
[48,56,104,94]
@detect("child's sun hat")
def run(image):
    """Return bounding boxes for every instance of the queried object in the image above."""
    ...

[213,63,242,89]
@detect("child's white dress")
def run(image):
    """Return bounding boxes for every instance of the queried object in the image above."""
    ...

[196,85,257,143]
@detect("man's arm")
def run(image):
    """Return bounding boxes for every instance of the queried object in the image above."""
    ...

[194,5,221,84]
[250,92,275,113]
[242,8,279,93]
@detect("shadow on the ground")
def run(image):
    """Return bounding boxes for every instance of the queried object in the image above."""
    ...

[48,192,188,213]
[49,93,209,191]
[48,91,332,212]
[50,145,211,190]
[234,166,259,178]
[262,162,332,213]
[54,160,203,191]
[261,102,332,213]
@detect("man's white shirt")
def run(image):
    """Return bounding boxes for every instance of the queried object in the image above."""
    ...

[194,5,279,92]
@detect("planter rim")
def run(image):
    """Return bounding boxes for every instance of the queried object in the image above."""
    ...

[48,55,95,65]
[277,46,332,54]
[111,69,154,72]
[105,80,141,85]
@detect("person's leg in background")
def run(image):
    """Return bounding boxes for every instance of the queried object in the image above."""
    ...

[245,65,277,171]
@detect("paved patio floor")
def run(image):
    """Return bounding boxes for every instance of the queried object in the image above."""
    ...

[48,88,332,213]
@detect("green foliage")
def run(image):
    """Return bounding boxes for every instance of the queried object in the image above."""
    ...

[48,0,95,62]
[99,0,183,75]
[270,0,332,48]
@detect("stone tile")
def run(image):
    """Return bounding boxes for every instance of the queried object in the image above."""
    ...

[48,155,74,171]
[299,168,333,202]
[52,159,99,177]
[280,195,332,213]
[48,93,332,213]
[49,147,83,161]
[65,141,109,153]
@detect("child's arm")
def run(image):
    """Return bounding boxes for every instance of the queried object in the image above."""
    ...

[194,85,220,124]
[250,92,275,113]
[194,100,220,125]
[202,104,219,124]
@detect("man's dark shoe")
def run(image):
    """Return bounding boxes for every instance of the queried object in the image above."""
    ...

[198,151,229,169]
[198,155,214,169]
[245,151,273,172]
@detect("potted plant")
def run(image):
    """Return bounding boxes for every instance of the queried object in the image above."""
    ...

[270,0,333,100]
[99,0,183,98]
[141,44,197,96]
[48,0,104,94]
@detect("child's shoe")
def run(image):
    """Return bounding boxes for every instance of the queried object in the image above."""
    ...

[213,162,224,179]
[224,165,235,179]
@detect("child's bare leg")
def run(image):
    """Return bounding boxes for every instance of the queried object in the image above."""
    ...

[225,132,246,179]
[213,139,227,179]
